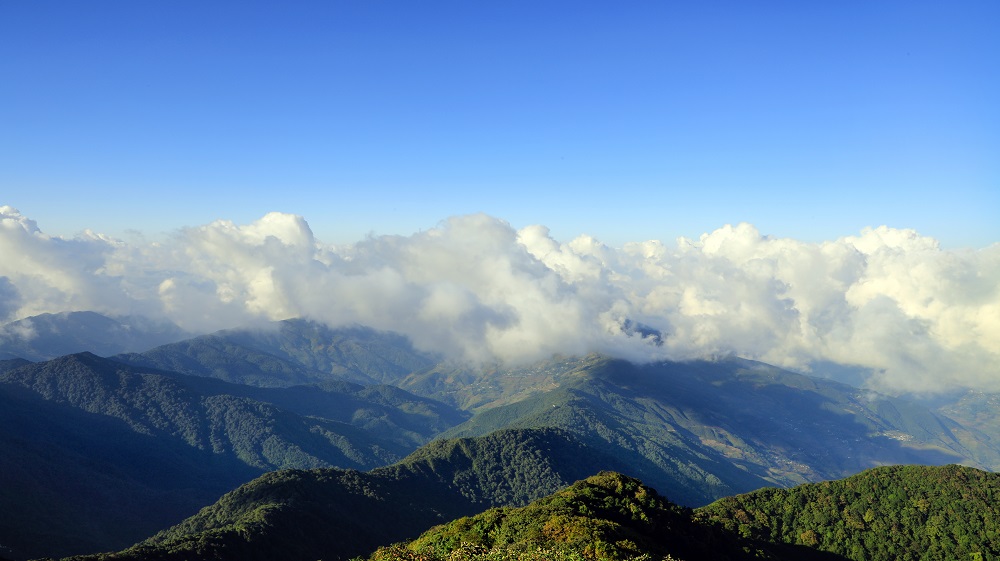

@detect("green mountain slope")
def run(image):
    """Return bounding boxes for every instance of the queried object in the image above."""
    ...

[9,316,1000,561]
[697,464,1000,560]
[397,355,594,410]
[60,429,632,561]
[114,335,328,387]
[0,378,255,560]
[936,390,1000,461]
[115,319,436,387]
[373,465,1000,561]
[369,471,844,561]
[1,353,415,469]
[226,380,469,450]
[67,463,997,561]
[0,357,30,373]
[0,353,462,560]
[441,356,992,506]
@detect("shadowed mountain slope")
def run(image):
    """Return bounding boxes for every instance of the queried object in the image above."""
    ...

[115,319,437,387]
[68,462,1000,561]
[441,356,994,506]
[0,352,463,560]
[7,317,999,560]
[61,428,625,561]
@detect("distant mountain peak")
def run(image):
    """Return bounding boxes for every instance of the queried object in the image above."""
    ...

[0,311,189,361]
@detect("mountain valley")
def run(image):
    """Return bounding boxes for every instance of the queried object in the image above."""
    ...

[1,312,998,561]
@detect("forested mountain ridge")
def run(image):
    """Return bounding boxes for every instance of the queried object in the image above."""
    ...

[1,369,254,560]
[394,354,604,411]
[373,465,1000,561]
[59,428,625,561]
[441,356,994,506]
[937,390,1000,461]
[105,316,1000,487]
[368,471,843,561]
[5,314,1000,561]
[0,352,463,560]
[697,464,1000,560]
[67,463,998,561]
[114,319,437,387]
[0,352,453,467]
[373,471,741,561]
[0,357,30,373]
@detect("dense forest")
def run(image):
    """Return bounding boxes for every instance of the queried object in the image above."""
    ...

[55,429,616,561]
[365,465,1000,561]
[367,471,758,561]
[50,455,1000,561]
[3,314,1000,561]
[698,464,1000,560]
[0,351,462,559]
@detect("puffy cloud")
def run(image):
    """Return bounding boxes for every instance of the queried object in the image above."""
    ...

[0,206,138,318]
[0,276,21,323]
[0,206,997,394]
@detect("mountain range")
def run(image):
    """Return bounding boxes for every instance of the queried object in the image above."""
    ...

[59,444,1000,561]
[0,348,462,559]
[0,312,189,362]
[1,311,998,561]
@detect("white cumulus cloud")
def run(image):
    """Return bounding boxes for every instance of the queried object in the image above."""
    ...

[1,206,997,394]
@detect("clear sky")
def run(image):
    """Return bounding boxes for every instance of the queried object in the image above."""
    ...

[2,0,998,248]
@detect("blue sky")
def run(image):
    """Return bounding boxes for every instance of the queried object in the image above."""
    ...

[2,1,997,248]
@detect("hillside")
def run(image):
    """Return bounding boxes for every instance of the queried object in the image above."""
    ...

[376,471,729,561]
[371,464,1000,561]
[396,355,595,410]
[697,464,1000,560]
[937,390,1000,459]
[369,471,842,561]
[0,376,254,560]
[6,316,1000,560]
[441,356,993,506]
[88,462,997,561]
[0,353,462,559]
[109,319,1000,499]
[0,358,30,373]
[60,428,625,561]
[115,319,436,387]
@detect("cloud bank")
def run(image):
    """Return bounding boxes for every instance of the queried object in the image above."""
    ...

[1,205,997,394]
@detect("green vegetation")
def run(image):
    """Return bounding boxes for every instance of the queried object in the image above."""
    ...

[936,390,1000,468]
[116,319,436,387]
[0,378,255,559]
[371,472,745,561]
[0,352,413,469]
[115,336,327,387]
[0,352,461,559]
[442,356,989,506]
[6,317,1000,561]
[0,357,30,373]
[40,437,1000,561]
[698,464,1000,560]
[369,465,1000,561]
[59,428,614,561]
[397,355,605,411]
[362,471,852,561]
